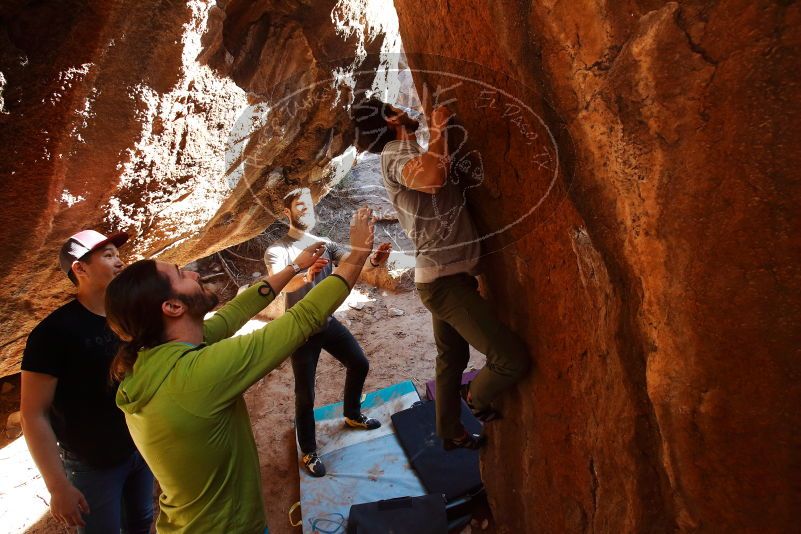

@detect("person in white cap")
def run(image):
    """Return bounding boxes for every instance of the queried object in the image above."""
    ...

[20,230,154,533]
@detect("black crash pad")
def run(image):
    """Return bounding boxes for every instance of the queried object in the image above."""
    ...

[347,494,448,534]
[391,400,483,501]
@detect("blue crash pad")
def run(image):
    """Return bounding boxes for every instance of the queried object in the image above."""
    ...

[297,381,426,534]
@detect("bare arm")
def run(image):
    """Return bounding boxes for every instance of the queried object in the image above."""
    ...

[266,266,312,293]
[283,257,331,293]
[276,243,382,293]
[400,106,453,194]
[283,272,314,292]
[265,242,330,294]
[21,371,89,527]
[291,240,384,290]
[262,242,326,294]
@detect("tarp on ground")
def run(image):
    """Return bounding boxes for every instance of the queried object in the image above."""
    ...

[297,381,426,534]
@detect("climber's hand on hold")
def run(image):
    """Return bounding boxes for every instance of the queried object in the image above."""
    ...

[430,105,454,130]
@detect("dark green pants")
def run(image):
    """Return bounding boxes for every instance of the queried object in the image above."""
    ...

[416,273,530,439]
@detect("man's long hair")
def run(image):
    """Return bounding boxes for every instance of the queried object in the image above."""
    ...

[106,260,173,381]
[351,97,397,154]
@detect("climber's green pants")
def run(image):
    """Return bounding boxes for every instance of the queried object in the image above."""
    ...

[416,273,530,439]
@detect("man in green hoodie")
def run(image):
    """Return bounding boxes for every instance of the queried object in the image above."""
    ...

[105,207,375,533]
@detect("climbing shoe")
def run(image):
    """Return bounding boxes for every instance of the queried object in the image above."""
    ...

[443,430,487,451]
[344,413,382,430]
[458,383,502,423]
[302,451,326,477]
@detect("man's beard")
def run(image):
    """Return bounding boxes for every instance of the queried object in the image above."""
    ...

[292,212,316,231]
[177,286,219,319]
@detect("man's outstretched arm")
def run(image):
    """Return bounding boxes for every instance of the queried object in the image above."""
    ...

[203,242,327,343]
[265,244,330,294]
[263,242,326,293]
[175,208,376,413]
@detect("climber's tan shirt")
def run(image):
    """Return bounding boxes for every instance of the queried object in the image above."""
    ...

[380,139,481,283]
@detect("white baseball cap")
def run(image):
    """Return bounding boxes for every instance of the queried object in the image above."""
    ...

[59,229,128,276]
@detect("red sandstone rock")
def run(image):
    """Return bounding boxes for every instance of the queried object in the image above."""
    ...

[0,0,400,376]
[393,1,800,532]
[1,1,798,531]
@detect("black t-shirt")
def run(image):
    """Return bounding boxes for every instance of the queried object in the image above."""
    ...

[22,299,135,468]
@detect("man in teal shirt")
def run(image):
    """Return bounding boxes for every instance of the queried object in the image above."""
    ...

[105,208,375,533]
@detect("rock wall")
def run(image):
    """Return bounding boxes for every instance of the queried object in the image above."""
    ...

[1,0,798,530]
[394,1,800,532]
[0,0,400,376]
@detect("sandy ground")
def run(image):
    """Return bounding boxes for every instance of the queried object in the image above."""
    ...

[0,285,489,534]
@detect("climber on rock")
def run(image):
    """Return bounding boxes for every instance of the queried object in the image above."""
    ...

[351,98,530,450]
[264,187,392,478]
[20,229,154,533]
[104,207,375,533]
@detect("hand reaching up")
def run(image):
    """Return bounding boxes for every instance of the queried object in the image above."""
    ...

[293,242,326,270]
[371,242,392,267]
[304,257,330,283]
[430,105,454,130]
[349,207,375,257]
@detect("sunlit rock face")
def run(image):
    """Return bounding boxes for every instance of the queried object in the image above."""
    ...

[0,0,401,376]
[394,1,800,532]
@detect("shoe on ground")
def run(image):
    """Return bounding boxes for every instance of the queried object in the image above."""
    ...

[458,382,502,423]
[302,451,326,477]
[344,413,381,430]
[443,430,487,451]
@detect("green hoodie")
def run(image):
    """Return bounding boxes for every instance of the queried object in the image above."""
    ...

[117,276,349,533]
